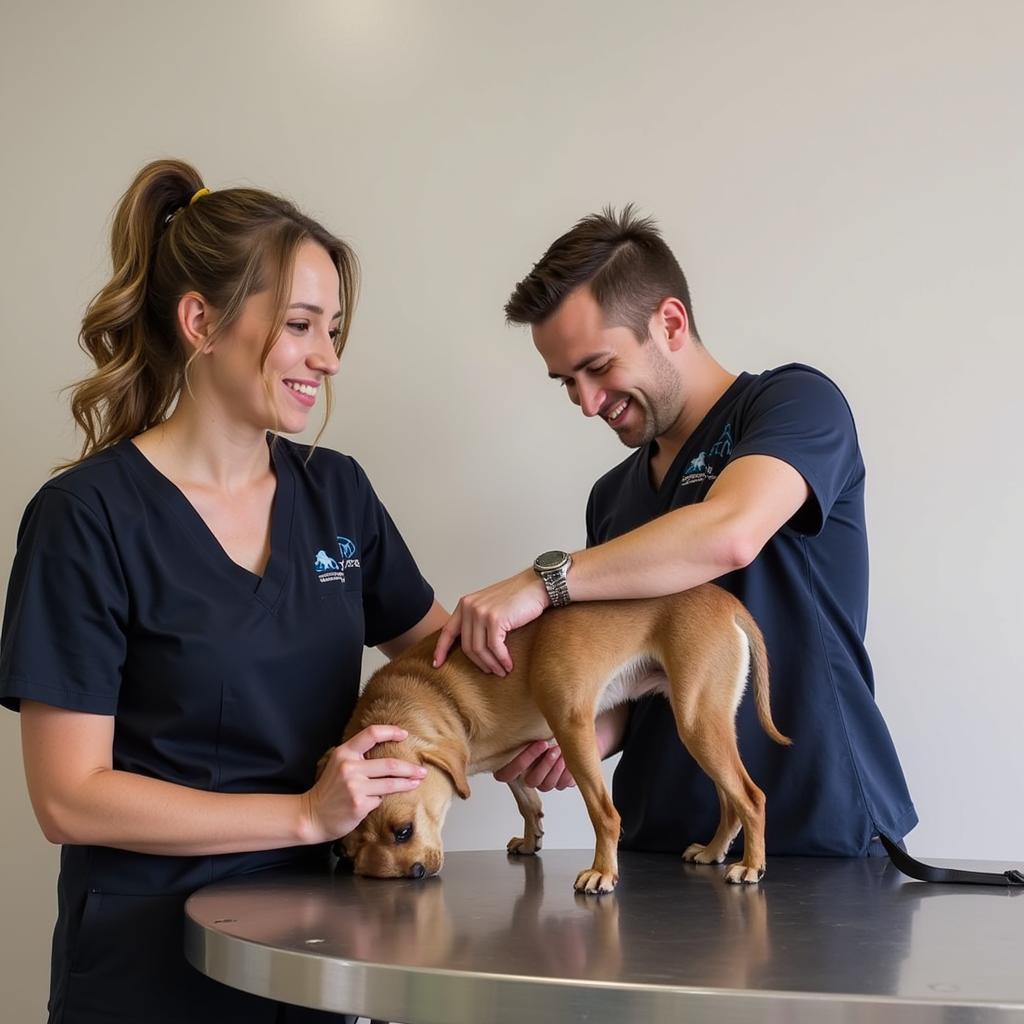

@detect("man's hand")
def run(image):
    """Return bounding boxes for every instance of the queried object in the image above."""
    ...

[494,740,576,791]
[490,707,631,792]
[432,569,550,675]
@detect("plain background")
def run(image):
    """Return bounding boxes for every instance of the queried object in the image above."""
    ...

[2,1,1022,1018]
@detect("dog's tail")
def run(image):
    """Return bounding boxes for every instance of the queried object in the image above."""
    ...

[734,610,792,746]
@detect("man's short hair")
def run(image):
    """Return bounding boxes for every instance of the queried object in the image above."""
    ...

[504,204,699,342]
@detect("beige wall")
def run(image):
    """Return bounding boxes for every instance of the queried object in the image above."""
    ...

[2,1,1023,1018]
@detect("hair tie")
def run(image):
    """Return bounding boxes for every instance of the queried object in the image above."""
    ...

[163,186,214,227]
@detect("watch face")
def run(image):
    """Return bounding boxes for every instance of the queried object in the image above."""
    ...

[535,550,569,572]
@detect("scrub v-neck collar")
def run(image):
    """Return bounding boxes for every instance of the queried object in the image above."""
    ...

[116,432,294,610]
[639,372,753,501]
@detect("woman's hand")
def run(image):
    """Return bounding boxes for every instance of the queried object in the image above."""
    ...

[302,725,427,843]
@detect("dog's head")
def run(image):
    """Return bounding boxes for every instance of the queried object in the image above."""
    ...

[338,740,470,879]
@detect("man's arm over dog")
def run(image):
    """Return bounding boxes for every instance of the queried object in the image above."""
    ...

[433,454,809,675]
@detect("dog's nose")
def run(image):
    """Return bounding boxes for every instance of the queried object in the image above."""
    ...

[408,862,426,879]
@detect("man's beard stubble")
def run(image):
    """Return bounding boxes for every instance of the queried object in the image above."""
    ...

[620,343,684,449]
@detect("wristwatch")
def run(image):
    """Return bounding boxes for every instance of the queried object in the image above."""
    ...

[533,550,573,608]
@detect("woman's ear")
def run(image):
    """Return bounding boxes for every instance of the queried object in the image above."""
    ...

[176,291,215,355]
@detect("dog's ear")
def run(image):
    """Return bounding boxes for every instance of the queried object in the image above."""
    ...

[420,743,471,799]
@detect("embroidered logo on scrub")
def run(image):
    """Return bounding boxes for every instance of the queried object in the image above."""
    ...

[679,423,733,488]
[313,536,362,584]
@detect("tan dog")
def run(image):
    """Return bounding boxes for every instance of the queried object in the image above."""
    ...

[330,585,790,893]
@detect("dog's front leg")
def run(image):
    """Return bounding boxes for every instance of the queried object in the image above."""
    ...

[548,712,621,894]
[506,777,544,855]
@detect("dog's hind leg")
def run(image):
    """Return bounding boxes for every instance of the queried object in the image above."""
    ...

[719,761,768,885]
[506,777,545,855]
[674,711,767,883]
[663,648,768,883]
[683,784,740,865]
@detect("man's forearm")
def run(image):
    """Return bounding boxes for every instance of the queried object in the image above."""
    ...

[432,459,800,674]
[595,703,632,759]
[567,454,811,603]
[570,498,747,603]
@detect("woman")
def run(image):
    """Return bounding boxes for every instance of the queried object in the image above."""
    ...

[0,158,450,1023]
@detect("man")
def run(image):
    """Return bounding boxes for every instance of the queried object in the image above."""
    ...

[433,206,915,856]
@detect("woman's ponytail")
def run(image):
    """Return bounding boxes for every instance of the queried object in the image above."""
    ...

[64,160,202,466]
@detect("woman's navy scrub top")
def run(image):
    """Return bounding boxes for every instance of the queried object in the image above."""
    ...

[0,435,435,1023]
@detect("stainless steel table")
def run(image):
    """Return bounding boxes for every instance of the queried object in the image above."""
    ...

[184,849,1024,1022]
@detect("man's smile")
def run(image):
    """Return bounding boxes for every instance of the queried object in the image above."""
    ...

[603,397,632,424]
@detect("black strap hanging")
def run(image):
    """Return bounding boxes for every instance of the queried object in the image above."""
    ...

[880,833,1024,886]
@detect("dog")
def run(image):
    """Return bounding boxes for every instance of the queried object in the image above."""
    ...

[327,584,790,893]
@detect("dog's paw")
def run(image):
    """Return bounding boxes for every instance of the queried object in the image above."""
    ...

[507,836,540,856]
[682,843,726,865]
[574,867,618,894]
[725,863,765,885]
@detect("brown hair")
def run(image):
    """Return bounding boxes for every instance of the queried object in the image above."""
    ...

[504,204,699,342]
[62,157,359,467]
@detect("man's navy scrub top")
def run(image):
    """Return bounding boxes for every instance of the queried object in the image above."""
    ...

[588,364,917,856]
[0,435,434,1012]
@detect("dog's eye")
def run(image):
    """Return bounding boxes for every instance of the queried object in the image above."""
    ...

[393,824,414,845]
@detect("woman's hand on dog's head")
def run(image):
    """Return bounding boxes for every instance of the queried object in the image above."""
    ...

[301,726,428,844]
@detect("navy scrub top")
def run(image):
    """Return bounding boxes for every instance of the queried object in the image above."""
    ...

[0,434,434,1019]
[588,364,917,857]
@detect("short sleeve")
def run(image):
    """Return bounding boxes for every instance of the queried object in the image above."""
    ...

[0,485,128,713]
[350,462,434,648]
[728,368,861,536]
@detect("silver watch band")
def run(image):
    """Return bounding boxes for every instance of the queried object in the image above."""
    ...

[541,569,571,608]
[534,550,573,608]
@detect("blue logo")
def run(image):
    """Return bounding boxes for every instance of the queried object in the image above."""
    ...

[312,536,360,583]
[680,424,734,487]
[313,550,339,573]
[684,452,707,475]
[709,423,733,459]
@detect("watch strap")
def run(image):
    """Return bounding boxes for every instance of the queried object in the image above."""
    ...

[541,567,572,608]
